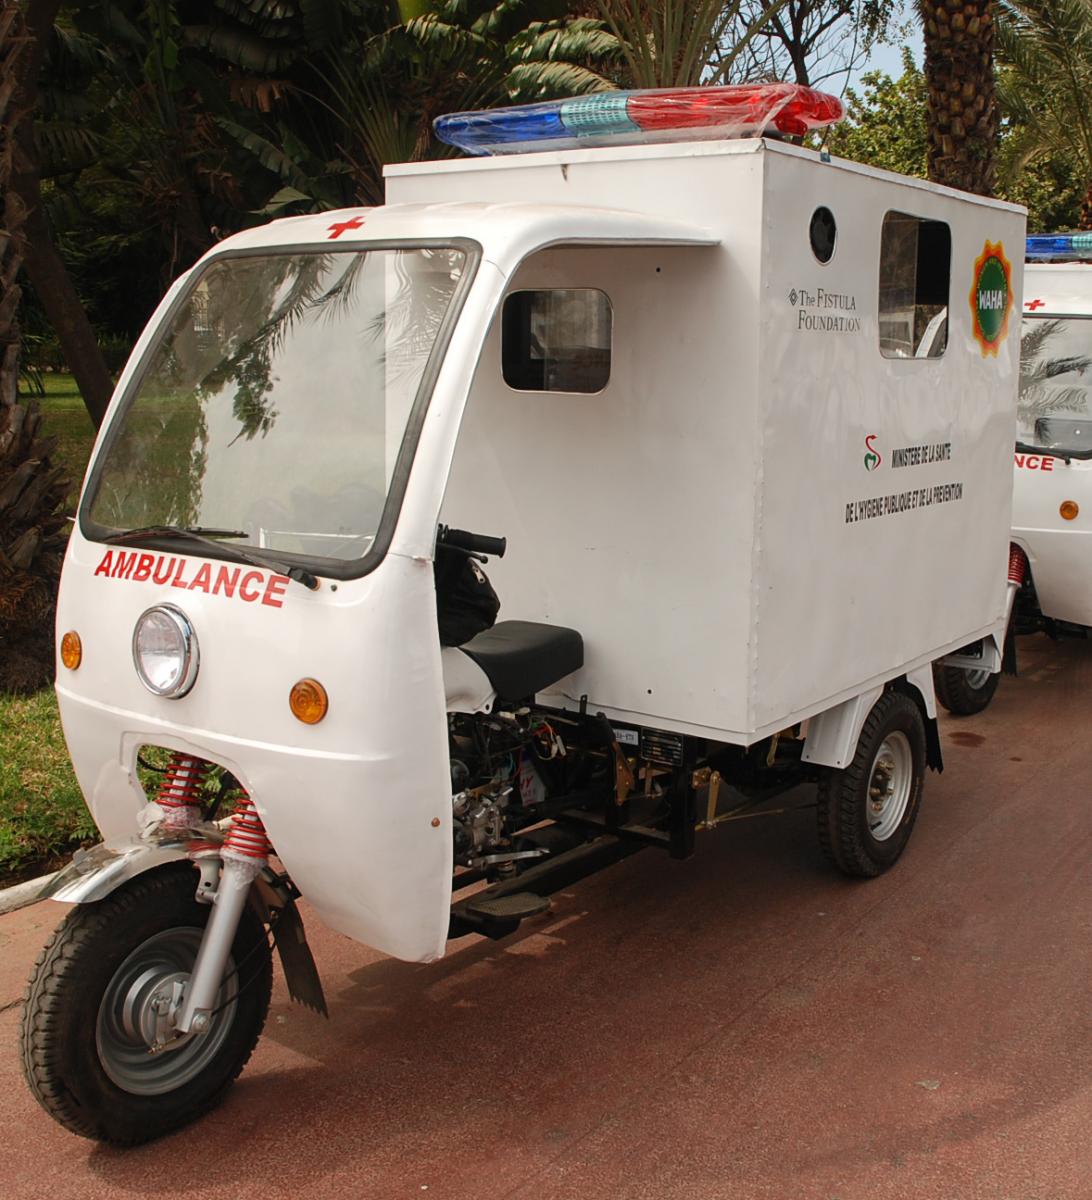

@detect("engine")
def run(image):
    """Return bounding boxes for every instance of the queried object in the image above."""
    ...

[448,709,572,869]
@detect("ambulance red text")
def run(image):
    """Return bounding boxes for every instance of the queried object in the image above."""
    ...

[93,550,289,608]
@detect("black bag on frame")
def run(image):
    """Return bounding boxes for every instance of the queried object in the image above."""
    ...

[435,545,500,647]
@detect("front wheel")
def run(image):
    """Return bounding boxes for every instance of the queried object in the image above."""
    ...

[932,662,1000,716]
[20,862,272,1145]
[817,689,926,877]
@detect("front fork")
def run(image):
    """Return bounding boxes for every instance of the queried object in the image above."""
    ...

[150,756,271,1037]
[176,854,264,1033]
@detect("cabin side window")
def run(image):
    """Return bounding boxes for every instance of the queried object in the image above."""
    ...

[501,289,612,393]
[878,213,951,359]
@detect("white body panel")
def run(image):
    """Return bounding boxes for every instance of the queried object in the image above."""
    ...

[399,140,1023,742]
[1014,261,1092,626]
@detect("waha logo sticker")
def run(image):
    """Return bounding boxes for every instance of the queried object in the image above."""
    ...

[970,241,1014,357]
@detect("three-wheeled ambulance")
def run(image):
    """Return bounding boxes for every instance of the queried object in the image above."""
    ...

[21,85,1025,1145]
[1010,233,1092,638]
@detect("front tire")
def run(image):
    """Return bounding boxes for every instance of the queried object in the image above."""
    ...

[932,662,1000,715]
[20,862,271,1145]
[817,690,926,877]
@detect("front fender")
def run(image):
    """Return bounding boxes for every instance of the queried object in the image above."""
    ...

[39,841,188,906]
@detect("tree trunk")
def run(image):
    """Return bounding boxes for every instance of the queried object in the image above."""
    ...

[8,0,113,429]
[917,0,997,196]
[1,0,73,692]
[1080,181,1092,232]
[19,200,114,427]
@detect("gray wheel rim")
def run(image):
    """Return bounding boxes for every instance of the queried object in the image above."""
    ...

[96,927,238,1096]
[964,668,991,690]
[867,731,913,842]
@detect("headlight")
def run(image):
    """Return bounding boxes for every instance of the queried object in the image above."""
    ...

[132,605,199,697]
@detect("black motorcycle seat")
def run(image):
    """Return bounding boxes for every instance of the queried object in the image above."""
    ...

[458,620,583,701]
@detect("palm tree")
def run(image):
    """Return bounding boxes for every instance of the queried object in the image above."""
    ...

[996,0,1092,228]
[10,1,114,427]
[1,0,73,692]
[915,0,998,194]
[594,0,793,88]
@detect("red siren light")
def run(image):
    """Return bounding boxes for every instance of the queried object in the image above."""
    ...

[434,84,845,156]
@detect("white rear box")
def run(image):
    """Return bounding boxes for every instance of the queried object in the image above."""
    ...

[388,139,1024,742]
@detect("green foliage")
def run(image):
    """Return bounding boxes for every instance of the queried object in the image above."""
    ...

[996,0,1092,225]
[826,49,927,178]
[29,0,960,365]
[999,147,1083,230]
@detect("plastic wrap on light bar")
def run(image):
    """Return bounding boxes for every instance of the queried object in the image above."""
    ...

[434,84,845,156]
[1026,233,1092,261]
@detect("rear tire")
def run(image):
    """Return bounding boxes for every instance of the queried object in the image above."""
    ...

[817,690,926,877]
[20,862,271,1145]
[932,662,999,715]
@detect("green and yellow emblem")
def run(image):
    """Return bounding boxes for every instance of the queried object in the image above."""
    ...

[969,241,1013,357]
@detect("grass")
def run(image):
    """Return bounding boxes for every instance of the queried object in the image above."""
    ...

[2,375,99,886]
[0,690,96,884]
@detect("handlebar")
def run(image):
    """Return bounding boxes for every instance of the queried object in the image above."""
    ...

[438,526,507,558]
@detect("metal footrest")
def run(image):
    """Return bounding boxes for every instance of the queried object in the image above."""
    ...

[464,891,551,921]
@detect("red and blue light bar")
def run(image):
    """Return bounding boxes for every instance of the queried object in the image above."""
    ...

[434,84,844,156]
[1026,233,1092,261]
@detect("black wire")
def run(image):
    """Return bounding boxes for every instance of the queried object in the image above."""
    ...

[204,917,278,1019]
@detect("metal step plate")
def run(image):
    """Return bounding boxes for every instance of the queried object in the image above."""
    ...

[464,891,551,920]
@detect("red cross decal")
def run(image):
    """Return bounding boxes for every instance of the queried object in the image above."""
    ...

[1025,298,1046,310]
[327,214,366,240]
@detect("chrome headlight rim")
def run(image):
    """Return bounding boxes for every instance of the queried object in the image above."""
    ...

[132,604,200,698]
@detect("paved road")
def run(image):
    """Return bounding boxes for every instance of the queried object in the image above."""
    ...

[1,635,1089,1199]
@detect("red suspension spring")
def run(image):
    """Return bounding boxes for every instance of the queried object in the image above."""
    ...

[1008,543,1028,586]
[156,753,211,828]
[222,792,272,862]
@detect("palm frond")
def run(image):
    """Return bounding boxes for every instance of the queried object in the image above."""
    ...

[593,0,793,89]
[508,18,622,65]
[505,60,617,99]
[997,0,1092,182]
[404,13,493,63]
[215,116,318,193]
[35,123,102,176]
[182,25,300,73]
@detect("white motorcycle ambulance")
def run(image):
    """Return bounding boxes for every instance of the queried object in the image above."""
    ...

[20,84,1024,1144]
[1009,234,1092,640]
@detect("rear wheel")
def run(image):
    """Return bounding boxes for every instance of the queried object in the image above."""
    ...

[20,862,271,1145]
[932,662,1000,715]
[817,690,926,877]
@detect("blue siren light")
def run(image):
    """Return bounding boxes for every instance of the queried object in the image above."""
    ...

[434,84,845,156]
[1026,233,1092,261]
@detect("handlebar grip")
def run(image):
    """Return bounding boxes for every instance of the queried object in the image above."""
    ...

[440,527,507,558]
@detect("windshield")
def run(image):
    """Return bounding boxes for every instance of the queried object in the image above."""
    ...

[83,246,469,567]
[1019,316,1092,452]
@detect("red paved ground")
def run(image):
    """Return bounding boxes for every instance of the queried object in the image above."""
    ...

[1,634,1089,1199]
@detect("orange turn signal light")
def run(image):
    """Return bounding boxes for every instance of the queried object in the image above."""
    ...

[289,678,328,724]
[1060,500,1080,521]
[60,631,82,670]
